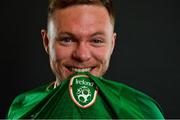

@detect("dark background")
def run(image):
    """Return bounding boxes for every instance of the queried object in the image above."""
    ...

[0,0,179,118]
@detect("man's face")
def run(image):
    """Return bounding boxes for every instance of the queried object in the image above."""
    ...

[41,5,116,84]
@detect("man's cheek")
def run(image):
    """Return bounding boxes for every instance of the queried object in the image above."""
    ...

[96,51,110,62]
[55,51,66,61]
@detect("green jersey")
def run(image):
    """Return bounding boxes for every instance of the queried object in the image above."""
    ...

[7,72,164,119]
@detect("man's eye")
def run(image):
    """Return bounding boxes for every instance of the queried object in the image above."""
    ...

[57,37,74,46]
[92,39,103,44]
[60,37,72,43]
[91,39,105,46]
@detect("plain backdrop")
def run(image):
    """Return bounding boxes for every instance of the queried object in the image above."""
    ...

[0,0,179,118]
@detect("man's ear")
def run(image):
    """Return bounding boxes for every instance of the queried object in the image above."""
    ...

[41,29,49,54]
[110,32,116,55]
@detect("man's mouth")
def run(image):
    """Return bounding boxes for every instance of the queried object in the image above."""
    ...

[67,66,95,73]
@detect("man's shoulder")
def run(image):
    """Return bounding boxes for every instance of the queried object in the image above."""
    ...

[13,82,51,103]
[100,78,164,118]
[100,77,150,98]
[7,82,53,119]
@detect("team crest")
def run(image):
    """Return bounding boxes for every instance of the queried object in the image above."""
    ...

[69,74,98,108]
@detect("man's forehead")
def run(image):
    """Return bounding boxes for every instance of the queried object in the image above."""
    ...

[54,5,109,18]
[47,5,114,39]
[52,4,108,15]
[49,4,114,26]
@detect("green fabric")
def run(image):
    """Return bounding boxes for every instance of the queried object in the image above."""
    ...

[7,72,164,119]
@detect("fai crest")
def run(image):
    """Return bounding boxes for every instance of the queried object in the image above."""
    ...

[69,74,98,108]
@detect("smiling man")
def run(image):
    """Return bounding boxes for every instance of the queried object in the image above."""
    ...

[42,3,116,86]
[7,0,164,119]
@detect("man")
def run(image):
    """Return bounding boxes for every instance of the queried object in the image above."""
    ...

[7,0,164,119]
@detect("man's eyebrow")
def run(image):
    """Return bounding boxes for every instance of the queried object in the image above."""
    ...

[90,32,105,37]
[57,31,105,38]
[58,32,74,36]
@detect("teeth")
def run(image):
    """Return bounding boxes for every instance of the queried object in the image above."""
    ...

[71,67,91,72]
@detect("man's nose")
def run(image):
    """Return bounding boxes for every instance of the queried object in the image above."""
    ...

[72,43,91,62]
